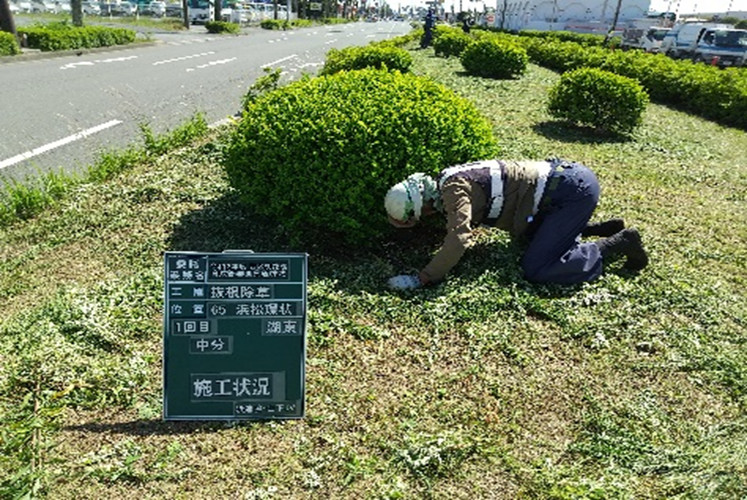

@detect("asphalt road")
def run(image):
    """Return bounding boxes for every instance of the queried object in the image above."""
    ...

[0,20,412,182]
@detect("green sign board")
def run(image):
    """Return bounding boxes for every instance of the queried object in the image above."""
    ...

[162,251,307,421]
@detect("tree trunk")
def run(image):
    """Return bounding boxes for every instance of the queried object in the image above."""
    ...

[214,0,221,22]
[0,0,17,36]
[72,0,83,26]
[182,0,189,28]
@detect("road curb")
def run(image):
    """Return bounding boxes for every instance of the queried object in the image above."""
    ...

[0,39,162,64]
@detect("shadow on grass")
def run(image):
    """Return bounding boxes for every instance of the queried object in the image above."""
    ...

[454,70,524,81]
[165,191,291,255]
[533,120,633,144]
[163,192,590,301]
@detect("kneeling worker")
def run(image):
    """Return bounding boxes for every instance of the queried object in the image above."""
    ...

[384,158,648,290]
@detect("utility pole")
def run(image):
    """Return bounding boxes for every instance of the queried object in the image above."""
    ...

[0,0,17,36]
[605,0,623,44]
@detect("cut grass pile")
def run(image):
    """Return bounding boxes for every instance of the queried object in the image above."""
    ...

[0,48,745,498]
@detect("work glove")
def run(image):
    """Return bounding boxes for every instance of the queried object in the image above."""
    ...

[387,274,422,290]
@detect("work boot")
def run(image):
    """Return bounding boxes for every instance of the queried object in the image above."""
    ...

[582,218,625,237]
[595,228,649,271]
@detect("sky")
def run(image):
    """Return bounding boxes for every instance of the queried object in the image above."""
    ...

[395,0,747,15]
[650,0,747,14]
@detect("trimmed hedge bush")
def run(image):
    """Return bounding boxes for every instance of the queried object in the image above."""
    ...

[205,21,240,34]
[548,67,649,136]
[18,24,135,51]
[223,69,499,247]
[460,37,528,79]
[320,45,413,75]
[498,28,747,130]
[518,37,609,72]
[516,29,608,47]
[433,28,473,58]
[0,32,20,56]
[260,19,289,30]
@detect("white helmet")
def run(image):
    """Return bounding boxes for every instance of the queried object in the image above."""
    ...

[385,175,424,222]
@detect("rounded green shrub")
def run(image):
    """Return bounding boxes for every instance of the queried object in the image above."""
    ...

[223,69,498,247]
[320,45,412,75]
[0,32,20,56]
[460,38,528,79]
[547,67,649,136]
[433,29,473,58]
[205,21,240,34]
[260,19,289,30]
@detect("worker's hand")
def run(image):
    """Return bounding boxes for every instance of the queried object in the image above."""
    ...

[387,274,422,290]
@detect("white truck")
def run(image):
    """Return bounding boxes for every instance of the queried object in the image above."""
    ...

[692,28,747,68]
[188,0,213,24]
[620,26,671,52]
[660,21,731,59]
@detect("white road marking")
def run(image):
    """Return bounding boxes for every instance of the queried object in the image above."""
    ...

[0,119,123,170]
[185,57,237,72]
[61,61,95,69]
[153,51,215,66]
[60,55,138,70]
[261,54,298,68]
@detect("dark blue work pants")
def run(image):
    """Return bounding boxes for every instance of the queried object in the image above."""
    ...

[521,162,603,285]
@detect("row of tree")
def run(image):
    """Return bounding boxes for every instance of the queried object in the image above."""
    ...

[0,0,312,40]
[0,0,392,44]
[0,0,192,37]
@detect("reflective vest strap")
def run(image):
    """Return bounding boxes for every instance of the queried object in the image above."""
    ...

[487,165,504,219]
[532,161,552,214]
[439,160,506,223]
[438,160,500,189]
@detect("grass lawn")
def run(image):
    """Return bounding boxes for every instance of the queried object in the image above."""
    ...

[1,46,745,498]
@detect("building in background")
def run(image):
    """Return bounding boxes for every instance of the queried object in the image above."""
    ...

[452,0,747,33]
[493,0,654,33]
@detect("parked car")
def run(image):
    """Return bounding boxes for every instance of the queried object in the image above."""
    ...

[113,1,137,15]
[15,0,34,12]
[229,6,253,24]
[31,0,58,12]
[9,1,19,13]
[55,0,72,14]
[82,0,101,14]
[692,28,747,67]
[164,2,182,17]
[98,1,115,14]
[146,0,166,16]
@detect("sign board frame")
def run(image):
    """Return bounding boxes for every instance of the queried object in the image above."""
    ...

[162,251,307,421]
